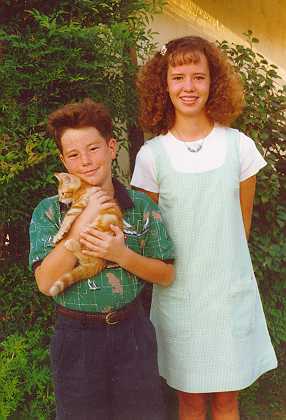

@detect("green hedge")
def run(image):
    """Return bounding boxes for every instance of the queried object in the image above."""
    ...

[219,31,286,419]
[0,2,285,415]
[219,32,286,346]
[0,1,164,417]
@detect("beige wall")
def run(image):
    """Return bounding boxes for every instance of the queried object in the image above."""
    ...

[151,0,286,81]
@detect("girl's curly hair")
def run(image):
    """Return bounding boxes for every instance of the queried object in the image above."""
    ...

[136,36,244,135]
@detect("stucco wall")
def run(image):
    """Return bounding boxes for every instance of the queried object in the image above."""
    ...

[151,0,286,81]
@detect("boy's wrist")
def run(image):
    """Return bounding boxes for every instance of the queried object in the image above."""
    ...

[116,246,132,269]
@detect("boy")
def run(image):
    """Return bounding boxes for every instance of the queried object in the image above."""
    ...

[29,98,175,420]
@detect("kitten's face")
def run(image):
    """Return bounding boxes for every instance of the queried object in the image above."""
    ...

[55,173,81,204]
[60,126,116,189]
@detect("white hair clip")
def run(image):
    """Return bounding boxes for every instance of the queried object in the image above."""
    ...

[160,44,167,56]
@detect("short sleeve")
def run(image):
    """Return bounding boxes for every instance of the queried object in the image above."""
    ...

[140,194,175,261]
[239,133,267,182]
[130,145,159,193]
[29,197,60,270]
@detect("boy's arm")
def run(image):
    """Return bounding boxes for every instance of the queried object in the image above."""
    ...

[35,240,77,295]
[133,187,159,204]
[80,225,174,287]
[32,191,115,295]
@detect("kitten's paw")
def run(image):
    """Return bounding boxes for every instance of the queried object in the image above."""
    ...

[65,239,81,252]
[49,280,64,296]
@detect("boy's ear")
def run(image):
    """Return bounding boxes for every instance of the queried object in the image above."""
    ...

[108,138,117,160]
[59,153,67,169]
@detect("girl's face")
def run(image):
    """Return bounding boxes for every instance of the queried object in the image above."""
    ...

[166,52,211,120]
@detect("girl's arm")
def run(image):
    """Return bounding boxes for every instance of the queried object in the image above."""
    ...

[239,175,256,240]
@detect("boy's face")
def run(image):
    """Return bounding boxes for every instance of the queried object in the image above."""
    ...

[60,126,116,189]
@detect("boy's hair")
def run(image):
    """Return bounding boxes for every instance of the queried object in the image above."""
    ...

[48,98,113,152]
[136,36,245,135]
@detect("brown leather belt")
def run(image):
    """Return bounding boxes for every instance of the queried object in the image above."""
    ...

[56,296,141,326]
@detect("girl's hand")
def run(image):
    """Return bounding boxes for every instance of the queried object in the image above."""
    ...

[80,225,127,264]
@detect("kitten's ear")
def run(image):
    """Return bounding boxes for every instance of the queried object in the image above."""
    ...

[55,172,82,189]
[54,172,66,182]
[66,173,81,187]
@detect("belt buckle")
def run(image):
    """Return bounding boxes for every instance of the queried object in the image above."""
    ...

[105,311,119,326]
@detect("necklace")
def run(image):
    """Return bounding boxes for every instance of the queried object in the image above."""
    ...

[183,139,205,153]
[171,129,207,153]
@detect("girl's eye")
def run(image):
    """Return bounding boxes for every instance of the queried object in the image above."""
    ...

[67,154,78,159]
[90,146,99,151]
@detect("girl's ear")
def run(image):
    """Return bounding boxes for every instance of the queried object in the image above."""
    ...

[166,65,170,92]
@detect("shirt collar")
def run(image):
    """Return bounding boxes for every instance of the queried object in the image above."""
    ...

[112,178,134,211]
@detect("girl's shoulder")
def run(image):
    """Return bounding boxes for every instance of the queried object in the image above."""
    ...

[142,133,174,156]
[216,126,257,152]
[218,126,267,181]
[144,133,166,147]
[220,126,252,142]
[216,125,240,139]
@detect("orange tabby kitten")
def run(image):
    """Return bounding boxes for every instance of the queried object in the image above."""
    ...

[49,172,123,296]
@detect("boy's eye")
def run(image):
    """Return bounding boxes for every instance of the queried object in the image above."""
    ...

[67,154,78,158]
[90,146,99,151]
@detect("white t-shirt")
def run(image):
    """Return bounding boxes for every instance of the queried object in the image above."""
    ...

[131,125,267,193]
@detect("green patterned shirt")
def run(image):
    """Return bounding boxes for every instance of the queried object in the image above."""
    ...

[29,182,174,312]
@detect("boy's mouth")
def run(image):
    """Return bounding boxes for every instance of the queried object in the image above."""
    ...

[83,169,98,175]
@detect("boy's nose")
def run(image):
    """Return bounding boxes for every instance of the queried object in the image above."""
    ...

[81,153,92,166]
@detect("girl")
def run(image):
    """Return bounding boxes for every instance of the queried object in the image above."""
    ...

[131,36,277,420]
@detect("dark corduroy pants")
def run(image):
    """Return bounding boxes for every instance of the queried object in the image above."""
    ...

[50,305,166,420]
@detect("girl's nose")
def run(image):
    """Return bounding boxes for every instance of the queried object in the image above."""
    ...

[184,78,194,91]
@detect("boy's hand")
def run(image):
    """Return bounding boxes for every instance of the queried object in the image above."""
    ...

[80,188,115,223]
[70,189,115,235]
[80,225,127,264]
[80,225,174,287]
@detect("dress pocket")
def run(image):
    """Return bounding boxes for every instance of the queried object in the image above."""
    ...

[229,275,256,338]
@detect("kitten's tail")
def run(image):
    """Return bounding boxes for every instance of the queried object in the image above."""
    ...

[49,261,106,297]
